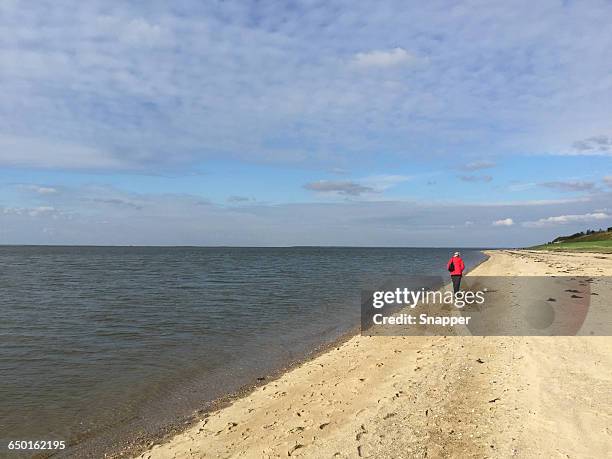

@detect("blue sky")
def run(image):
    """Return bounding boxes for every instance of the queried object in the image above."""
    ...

[1,0,612,246]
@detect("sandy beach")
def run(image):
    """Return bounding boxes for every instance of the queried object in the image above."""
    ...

[138,250,612,458]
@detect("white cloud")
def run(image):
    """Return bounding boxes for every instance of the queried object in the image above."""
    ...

[120,18,170,47]
[23,185,58,194]
[507,182,536,192]
[4,182,612,246]
[360,174,412,191]
[522,212,611,228]
[353,47,413,67]
[28,206,56,217]
[462,160,496,171]
[0,135,124,170]
[3,206,58,217]
[493,218,514,226]
[2,2,612,170]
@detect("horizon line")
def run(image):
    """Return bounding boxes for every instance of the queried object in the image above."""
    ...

[0,244,509,249]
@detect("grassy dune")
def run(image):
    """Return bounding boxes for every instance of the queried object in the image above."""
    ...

[530,229,612,253]
[530,240,612,253]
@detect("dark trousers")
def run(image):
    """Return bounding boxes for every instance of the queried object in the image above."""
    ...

[451,275,462,293]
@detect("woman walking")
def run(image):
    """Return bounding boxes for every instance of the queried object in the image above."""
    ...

[447,251,465,293]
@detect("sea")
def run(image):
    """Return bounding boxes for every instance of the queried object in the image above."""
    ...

[0,246,486,457]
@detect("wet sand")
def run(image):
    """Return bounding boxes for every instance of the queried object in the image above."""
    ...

[137,250,612,458]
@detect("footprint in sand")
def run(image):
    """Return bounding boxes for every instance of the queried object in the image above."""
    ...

[288,444,304,456]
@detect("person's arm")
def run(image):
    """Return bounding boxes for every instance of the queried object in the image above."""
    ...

[447,258,452,270]
[460,259,465,272]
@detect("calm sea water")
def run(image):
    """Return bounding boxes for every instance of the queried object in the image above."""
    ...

[0,246,485,457]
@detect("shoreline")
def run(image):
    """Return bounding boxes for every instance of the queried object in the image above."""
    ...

[111,326,363,459]
[135,249,612,458]
[57,322,363,459]
[115,253,489,458]
[68,252,490,459]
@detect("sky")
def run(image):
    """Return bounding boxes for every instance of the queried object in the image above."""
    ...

[1,0,612,246]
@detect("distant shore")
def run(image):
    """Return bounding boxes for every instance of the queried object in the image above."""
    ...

[135,250,612,458]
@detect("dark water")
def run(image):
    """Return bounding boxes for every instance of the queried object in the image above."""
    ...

[0,246,485,457]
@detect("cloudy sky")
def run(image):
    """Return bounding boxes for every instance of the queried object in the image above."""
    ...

[1,0,612,246]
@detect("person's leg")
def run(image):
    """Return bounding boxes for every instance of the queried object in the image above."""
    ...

[451,275,461,293]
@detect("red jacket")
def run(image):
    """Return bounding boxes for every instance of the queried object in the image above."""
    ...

[447,256,465,276]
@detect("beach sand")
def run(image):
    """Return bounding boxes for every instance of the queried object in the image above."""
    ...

[138,250,612,458]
